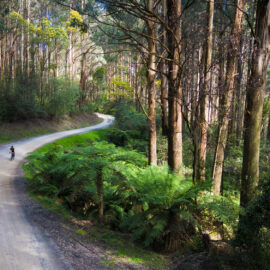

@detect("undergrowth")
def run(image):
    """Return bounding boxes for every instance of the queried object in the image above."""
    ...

[23,101,242,269]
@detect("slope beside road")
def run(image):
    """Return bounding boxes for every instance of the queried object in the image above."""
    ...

[0,113,114,270]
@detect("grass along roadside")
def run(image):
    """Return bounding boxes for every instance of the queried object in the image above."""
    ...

[0,113,102,144]
[34,128,108,153]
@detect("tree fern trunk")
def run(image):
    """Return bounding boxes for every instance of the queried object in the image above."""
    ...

[96,169,104,224]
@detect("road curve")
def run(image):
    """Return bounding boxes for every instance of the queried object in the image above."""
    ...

[0,113,114,270]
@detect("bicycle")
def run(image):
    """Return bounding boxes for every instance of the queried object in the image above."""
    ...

[9,146,15,161]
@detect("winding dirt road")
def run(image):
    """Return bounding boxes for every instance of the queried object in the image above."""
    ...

[0,113,114,270]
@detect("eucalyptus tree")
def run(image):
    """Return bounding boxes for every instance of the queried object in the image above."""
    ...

[240,0,270,208]
[160,0,168,136]
[0,0,10,81]
[212,0,247,195]
[193,0,214,182]
[166,0,183,174]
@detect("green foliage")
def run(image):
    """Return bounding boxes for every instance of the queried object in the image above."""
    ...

[199,194,242,229]
[45,79,81,117]
[259,142,270,184]
[10,11,68,44]
[234,182,270,269]
[0,76,81,121]
[93,66,106,84]
[110,102,148,139]
[0,76,44,121]
[23,103,243,252]
[25,139,202,250]
[108,76,133,100]
[24,130,235,251]
[24,140,147,216]
[263,98,270,117]
[101,102,148,153]
[35,129,108,153]
[119,166,202,248]
[67,10,88,34]
[105,128,129,147]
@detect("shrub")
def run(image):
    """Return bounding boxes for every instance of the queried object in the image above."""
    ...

[24,141,147,217]
[119,166,203,251]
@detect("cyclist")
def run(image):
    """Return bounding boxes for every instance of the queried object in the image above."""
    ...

[10,146,15,161]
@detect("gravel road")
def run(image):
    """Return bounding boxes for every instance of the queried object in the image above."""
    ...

[0,113,114,270]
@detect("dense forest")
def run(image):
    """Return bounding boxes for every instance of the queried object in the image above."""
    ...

[1,0,270,269]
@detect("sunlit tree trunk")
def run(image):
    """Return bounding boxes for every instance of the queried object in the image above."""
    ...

[20,0,24,75]
[146,0,157,165]
[167,0,183,174]
[25,0,30,77]
[240,0,270,208]
[54,40,58,78]
[212,0,246,195]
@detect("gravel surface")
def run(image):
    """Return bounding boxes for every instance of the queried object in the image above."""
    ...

[14,166,113,270]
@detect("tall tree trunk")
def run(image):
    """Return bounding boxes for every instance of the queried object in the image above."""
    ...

[196,0,214,182]
[146,0,157,165]
[235,42,244,140]
[212,0,246,195]
[167,0,183,174]
[0,39,4,81]
[230,81,237,135]
[20,0,24,75]
[54,40,58,78]
[79,52,87,107]
[25,0,30,77]
[65,49,68,79]
[160,0,168,136]
[240,0,270,208]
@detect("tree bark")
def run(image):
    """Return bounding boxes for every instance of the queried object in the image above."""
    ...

[167,0,183,174]
[212,0,246,195]
[79,52,87,107]
[196,0,214,182]
[240,0,270,208]
[0,39,4,81]
[235,42,244,140]
[146,0,157,165]
[160,0,168,136]
[26,0,30,77]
